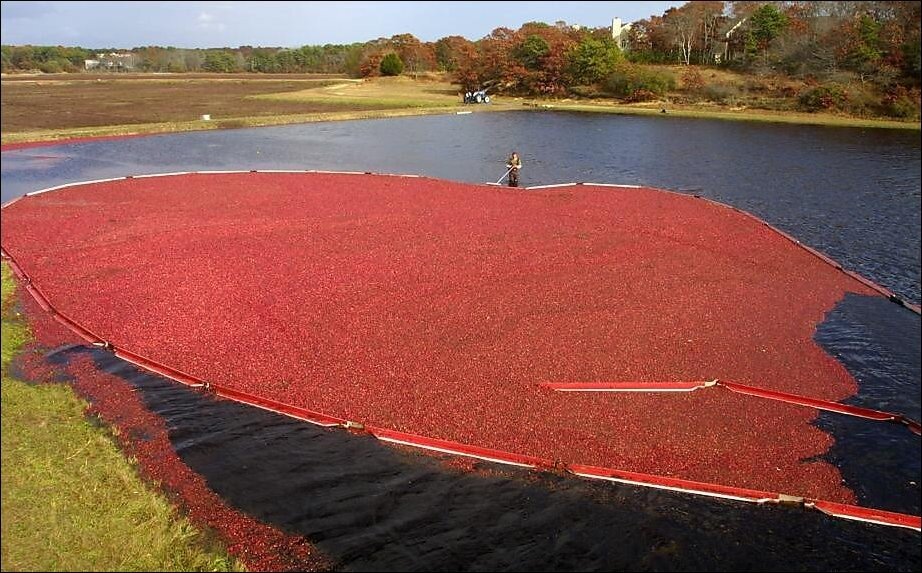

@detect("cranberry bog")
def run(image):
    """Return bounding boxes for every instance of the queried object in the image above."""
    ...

[2,171,920,562]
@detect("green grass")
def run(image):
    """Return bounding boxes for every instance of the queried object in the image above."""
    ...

[250,77,461,109]
[1,262,243,571]
[0,265,29,370]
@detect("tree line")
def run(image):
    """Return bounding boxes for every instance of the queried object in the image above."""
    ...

[3,1,918,82]
[2,1,919,113]
[628,1,920,78]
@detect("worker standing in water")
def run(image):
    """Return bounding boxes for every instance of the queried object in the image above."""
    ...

[505,151,522,187]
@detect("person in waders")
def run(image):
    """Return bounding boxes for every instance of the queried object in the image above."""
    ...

[506,151,522,187]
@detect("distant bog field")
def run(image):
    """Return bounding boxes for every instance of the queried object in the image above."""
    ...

[0,73,463,134]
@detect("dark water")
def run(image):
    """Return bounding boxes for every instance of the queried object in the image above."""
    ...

[1,112,919,305]
[3,112,920,569]
[36,344,919,572]
[814,293,921,516]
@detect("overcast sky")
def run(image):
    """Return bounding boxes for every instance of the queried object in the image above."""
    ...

[1,1,683,48]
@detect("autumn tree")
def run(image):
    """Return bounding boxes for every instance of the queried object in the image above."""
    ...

[692,1,726,63]
[516,22,578,94]
[359,51,384,77]
[769,1,826,74]
[452,46,482,91]
[625,16,672,63]
[538,33,578,94]
[434,35,475,72]
[884,0,921,80]
[388,34,434,77]
[663,5,698,65]
[136,46,170,71]
[845,14,884,80]
[476,27,521,88]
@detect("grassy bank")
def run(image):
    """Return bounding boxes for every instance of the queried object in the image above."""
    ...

[252,75,461,108]
[520,99,922,130]
[1,74,917,146]
[0,262,241,571]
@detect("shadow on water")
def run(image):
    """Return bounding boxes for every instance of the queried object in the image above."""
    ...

[38,343,920,572]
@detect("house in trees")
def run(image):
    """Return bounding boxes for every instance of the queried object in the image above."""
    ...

[612,17,633,50]
[718,18,747,63]
[85,52,136,71]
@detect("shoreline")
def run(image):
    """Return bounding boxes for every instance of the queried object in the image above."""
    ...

[2,99,917,149]
[519,100,921,130]
[0,105,513,149]
[0,261,246,571]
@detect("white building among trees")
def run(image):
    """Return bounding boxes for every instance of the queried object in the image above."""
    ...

[611,17,632,50]
[84,52,136,71]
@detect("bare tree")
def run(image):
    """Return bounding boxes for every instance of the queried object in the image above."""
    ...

[694,2,727,63]
[664,5,698,65]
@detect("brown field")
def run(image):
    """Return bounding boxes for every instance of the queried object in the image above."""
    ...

[0,75,397,131]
